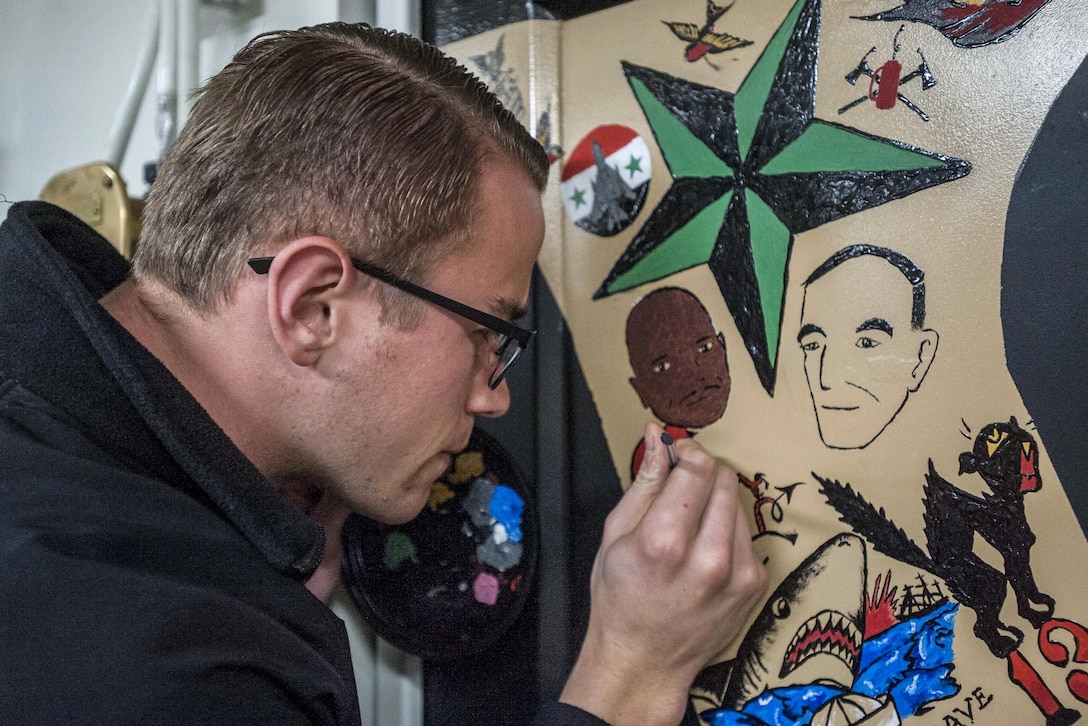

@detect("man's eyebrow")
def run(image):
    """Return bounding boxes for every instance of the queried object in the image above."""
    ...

[856,318,893,336]
[797,323,825,342]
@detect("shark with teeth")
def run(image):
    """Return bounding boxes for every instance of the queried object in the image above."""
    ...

[720,533,868,710]
[783,609,865,677]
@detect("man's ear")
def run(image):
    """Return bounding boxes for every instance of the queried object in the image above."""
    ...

[909,329,940,392]
[263,237,360,367]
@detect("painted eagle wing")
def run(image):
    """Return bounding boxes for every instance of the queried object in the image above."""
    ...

[663,21,702,42]
[703,30,753,52]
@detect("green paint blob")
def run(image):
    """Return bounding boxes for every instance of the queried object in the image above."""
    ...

[383,532,418,570]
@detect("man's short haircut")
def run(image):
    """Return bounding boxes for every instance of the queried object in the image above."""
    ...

[803,244,927,329]
[134,22,548,319]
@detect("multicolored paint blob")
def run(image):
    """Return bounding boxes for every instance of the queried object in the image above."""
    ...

[463,478,526,571]
[339,429,536,659]
[490,484,524,543]
[383,532,418,571]
[473,572,501,606]
[447,450,485,484]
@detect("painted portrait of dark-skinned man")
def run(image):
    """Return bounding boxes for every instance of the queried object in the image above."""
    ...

[626,287,731,478]
[626,286,731,429]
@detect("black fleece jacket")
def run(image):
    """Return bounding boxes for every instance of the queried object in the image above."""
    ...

[0,200,354,724]
[0,202,607,726]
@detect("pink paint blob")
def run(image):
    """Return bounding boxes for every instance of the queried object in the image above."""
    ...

[472,572,500,606]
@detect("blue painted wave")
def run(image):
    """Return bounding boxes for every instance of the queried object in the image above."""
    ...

[704,601,960,726]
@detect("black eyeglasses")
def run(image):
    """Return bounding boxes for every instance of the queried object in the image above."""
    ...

[247,256,535,389]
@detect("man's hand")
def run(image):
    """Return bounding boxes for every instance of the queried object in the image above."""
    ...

[560,423,767,725]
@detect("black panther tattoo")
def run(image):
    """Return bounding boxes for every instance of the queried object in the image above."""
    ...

[817,416,1054,658]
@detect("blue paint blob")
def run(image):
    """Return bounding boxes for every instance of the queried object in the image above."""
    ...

[489,485,524,543]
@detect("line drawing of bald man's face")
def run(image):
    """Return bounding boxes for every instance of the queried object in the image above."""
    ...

[798,248,939,450]
[626,287,731,429]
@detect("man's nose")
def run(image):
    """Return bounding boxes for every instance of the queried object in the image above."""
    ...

[468,370,511,419]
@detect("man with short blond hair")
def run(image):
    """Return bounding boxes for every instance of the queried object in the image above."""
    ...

[0,23,764,725]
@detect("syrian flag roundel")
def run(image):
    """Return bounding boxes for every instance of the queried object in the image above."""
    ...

[560,124,652,237]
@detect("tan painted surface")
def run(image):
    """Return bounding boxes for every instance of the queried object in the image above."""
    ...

[445,2,1088,721]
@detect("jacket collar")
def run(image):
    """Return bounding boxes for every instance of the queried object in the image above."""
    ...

[0,201,323,580]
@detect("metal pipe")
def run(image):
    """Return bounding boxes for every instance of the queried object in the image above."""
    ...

[176,0,200,129]
[156,0,178,158]
[104,3,159,167]
[376,0,420,35]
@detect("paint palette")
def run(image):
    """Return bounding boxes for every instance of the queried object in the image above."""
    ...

[340,427,537,660]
